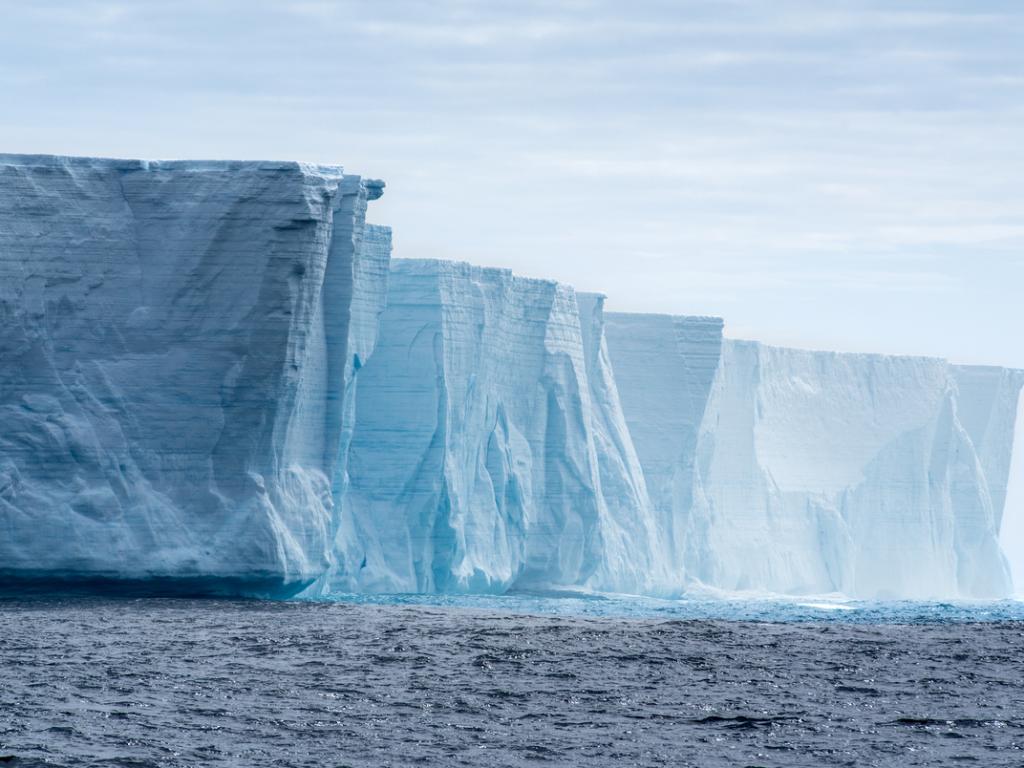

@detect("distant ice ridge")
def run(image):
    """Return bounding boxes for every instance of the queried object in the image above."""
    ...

[327,261,666,594]
[0,154,390,597]
[604,315,1024,600]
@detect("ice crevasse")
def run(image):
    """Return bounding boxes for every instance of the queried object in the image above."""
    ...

[1,153,1022,600]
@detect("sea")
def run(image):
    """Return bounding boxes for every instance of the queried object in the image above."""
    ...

[2,594,1023,767]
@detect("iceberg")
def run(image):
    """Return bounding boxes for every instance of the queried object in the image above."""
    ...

[604,318,1024,600]
[0,154,390,597]
[1,153,1020,600]
[602,313,724,580]
[329,261,664,594]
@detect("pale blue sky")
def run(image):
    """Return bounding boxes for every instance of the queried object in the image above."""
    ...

[1,0,1022,367]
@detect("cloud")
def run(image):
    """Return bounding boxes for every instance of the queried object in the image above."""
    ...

[352,19,574,46]
[880,225,1024,246]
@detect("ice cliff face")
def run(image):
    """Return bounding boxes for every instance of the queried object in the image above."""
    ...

[952,366,1024,533]
[2,153,1021,600]
[329,262,663,594]
[0,154,389,596]
[605,319,1024,600]
[603,313,724,582]
[1002,390,1024,593]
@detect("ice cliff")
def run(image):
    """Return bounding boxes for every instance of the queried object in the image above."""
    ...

[0,154,390,596]
[602,313,724,585]
[604,315,1024,599]
[1,153,1021,600]
[329,261,663,594]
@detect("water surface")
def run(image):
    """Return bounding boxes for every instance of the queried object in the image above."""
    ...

[2,597,1022,766]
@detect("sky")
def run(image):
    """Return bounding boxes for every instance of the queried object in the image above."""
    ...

[1,0,1022,368]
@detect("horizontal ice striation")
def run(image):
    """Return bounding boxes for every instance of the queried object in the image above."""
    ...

[330,261,663,594]
[605,317,1024,599]
[0,153,390,597]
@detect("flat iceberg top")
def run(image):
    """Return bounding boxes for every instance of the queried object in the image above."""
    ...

[606,310,725,326]
[956,363,1024,379]
[728,336,952,366]
[0,152,349,183]
[391,257,568,293]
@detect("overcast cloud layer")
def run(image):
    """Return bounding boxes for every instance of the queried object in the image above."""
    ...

[1,0,1021,366]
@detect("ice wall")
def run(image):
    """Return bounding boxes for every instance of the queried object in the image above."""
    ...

[999,384,1024,595]
[576,295,668,591]
[323,221,391,587]
[330,261,663,594]
[605,317,1023,599]
[693,343,1008,598]
[952,366,1024,530]
[0,154,389,597]
[2,153,1019,601]
[603,313,723,575]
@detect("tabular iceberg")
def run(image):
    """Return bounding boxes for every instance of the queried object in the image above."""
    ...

[0,154,390,597]
[1,153,1021,600]
[604,316,1024,600]
[328,261,664,594]
[602,313,724,582]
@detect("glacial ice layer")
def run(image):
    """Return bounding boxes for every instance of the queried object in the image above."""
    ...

[2,153,1022,600]
[0,154,390,597]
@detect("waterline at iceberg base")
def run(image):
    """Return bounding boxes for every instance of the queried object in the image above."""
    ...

[1,154,1022,601]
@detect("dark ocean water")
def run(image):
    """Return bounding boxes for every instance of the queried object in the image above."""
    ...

[2,598,1023,767]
